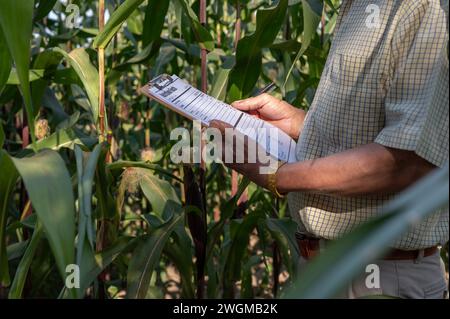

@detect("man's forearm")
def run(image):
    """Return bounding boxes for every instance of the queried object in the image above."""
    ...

[276,143,435,197]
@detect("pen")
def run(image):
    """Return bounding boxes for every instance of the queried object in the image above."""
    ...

[254,82,277,96]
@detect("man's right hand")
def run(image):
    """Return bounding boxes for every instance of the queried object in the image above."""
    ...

[231,93,306,140]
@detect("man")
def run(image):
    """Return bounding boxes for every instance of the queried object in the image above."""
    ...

[210,0,449,298]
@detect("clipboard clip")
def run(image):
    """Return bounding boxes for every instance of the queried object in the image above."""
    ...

[147,74,174,90]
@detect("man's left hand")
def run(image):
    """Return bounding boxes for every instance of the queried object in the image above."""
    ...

[208,119,275,189]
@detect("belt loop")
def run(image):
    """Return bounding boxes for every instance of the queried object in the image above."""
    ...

[414,249,425,264]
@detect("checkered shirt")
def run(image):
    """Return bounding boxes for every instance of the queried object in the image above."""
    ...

[287,0,449,250]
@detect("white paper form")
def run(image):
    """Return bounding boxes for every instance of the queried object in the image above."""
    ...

[140,74,297,163]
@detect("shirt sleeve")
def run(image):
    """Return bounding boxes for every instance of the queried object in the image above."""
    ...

[375,0,449,167]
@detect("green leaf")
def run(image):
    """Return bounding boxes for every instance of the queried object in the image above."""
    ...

[0,151,19,286]
[34,0,57,21]
[94,144,118,222]
[28,47,63,79]
[223,211,263,293]
[139,170,182,220]
[283,0,323,89]
[7,240,29,261]
[113,40,163,73]
[174,1,192,46]
[266,217,301,275]
[7,69,45,85]
[8,222,43,298]
[126,8,143,35]
[269,39,302,52]
[0,0,36,144]
[56,111,80,130]
[0,27,12,94]
[75,144,102,266]
[42,88,69,123]
[151,44,177,76]
[0,121,4,149]
[60,236,136,298]
[284,164,449,299]
[116,42,157,68]
[53,48,99,121]
[142,0,169,46]
[31,128,97,151]
[210,57,234,100]
[81,237,136,293]
[11,150,76,297]
[71,84,92,113]
[163,226,195,299]
[228,0,288,100]
[127,214,184,298]
[173,0,214,51]
[241,255,262,298]
[93,0,146,49]
[206,177,251,262]
[321,0,337,11]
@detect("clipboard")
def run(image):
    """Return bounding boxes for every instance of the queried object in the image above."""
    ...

[139,74,297,163]
[139,74,209,126]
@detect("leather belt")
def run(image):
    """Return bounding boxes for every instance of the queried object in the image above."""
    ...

[295,232,439,261]
[383,246,438,260]
[295,232,321,260]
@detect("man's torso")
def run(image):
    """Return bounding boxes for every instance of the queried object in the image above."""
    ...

[288,0,449,249]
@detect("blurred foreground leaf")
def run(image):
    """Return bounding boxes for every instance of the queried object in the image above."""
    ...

[284,164,449,299]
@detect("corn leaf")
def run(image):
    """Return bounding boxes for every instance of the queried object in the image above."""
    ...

[0,0,36,144]
[60,236,136,298]
[0,151,19,286]
[8,222,43,298]
[7,240,29,261]
[163,226,195,299]
[75,144,102,267]
[223,211,264,295]
[142,0,170,46]
[0,122,4,149]
[28,128,97,152]
[93,0,146,49]
[173,0,214,51]
[0,27,12,95]
[34,0,57,21]
[266,217,301,275]
[227,0,288,100]
[283,0,323,89]
[206,177,250,262]
[11,150,76,297]
[53,48,99,122]
[6,69,45,85]
[139,170,182,220]
[210,57,235,100]
[127,213,184,298]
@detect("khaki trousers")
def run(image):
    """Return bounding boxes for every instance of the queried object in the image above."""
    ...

[300,249,448,299]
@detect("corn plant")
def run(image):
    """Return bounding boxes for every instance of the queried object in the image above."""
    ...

[1,0,446,300]
[0,0,336,299]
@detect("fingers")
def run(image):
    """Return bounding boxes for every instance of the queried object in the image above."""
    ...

[209,120,230,163]
[231,93,274,111]
[209,120,247,166]
[248,110,261,118]
[209,119,233,133]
